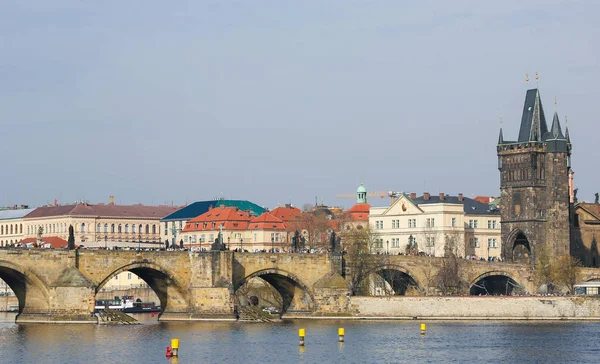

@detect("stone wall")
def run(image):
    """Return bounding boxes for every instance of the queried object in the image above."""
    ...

[352,296,600,319]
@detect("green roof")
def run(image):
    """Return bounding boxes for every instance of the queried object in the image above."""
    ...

[213,199,266,216]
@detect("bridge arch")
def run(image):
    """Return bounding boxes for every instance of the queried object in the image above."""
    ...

[0,259,50,316]
[95,262,190,314]
[469,271,523,296]
[234,268,315,315]
[358,264,422,296]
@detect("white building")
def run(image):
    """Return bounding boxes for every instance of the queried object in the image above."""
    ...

[369,192,501,258]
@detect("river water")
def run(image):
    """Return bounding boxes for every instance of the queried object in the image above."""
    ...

[0,312,599,363]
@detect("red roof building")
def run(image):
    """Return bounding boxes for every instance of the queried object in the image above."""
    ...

[180,206,289,251]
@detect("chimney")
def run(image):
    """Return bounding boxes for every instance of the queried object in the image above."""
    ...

[458,193,463,202]
[220,204,225,209]
[569,170,575,203]
[439,193,445,202]
[109,195,115,205]
[423,192,430,201]
[409,193,416,200]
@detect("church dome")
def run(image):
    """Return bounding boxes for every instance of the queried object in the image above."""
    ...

[357,184,367,194]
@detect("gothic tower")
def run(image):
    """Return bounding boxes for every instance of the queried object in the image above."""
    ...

[497,88,572,264]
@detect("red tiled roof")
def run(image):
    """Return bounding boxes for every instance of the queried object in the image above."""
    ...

[183,206,251,232]
[248,212,287,230]
[270,206,302,222]
[20,236,70,248]
[348,203,370,221]
[25,204,179,219]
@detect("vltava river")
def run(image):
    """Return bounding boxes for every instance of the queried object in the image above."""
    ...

[0,312,599,363]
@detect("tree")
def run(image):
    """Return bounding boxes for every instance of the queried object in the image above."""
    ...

[340,225,380,295]
[405,235,419,255]
[68,225,75,250]
[37,226,44,241]
[534,245,555,293]
[553,255,581,294]
[435,252,467,295]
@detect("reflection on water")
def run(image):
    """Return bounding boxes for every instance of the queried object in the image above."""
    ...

[1,312,600,363]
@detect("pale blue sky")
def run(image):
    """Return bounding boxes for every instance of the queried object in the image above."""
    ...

[1,1,598,208]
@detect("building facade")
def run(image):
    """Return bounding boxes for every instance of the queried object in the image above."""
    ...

[0,207,34,246]
[160,199,265,247]
[571,202,600,267]
[497,88,572,263]
[21,200,178,248]
[369,192,500,258]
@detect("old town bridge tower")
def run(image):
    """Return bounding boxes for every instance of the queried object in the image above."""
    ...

[497,88,572,264]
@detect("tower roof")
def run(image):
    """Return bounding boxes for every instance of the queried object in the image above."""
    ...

[498,128,504,144]
[549,111,565,139]
[356,184,367,194]
[518,89,549,143]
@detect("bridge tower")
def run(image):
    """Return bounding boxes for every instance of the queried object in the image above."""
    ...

[497,87,572,264]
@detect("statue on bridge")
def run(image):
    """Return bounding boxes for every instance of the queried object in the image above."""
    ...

[211,233,227,251]
[68,225,75,250]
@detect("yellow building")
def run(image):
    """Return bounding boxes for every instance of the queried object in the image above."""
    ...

[369,192,501,258]
[0,207,34,246]
[21,198,179,248]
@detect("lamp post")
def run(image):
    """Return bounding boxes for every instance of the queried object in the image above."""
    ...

[240,238,243,252]
[386,240,389,255]
[271,236,275,253]
[104,235,107,250]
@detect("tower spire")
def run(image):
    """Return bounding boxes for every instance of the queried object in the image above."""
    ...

[565,116,571,143]
[498,117,504,144]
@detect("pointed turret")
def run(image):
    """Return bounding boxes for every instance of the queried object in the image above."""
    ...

[565,125,570,143]
[498,128,504,144]
[518,89,549,142]
[549,111,565,139]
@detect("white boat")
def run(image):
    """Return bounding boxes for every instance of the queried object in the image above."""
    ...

[95,295,160,313]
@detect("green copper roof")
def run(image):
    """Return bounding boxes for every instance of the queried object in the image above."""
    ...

[357,184,367,193]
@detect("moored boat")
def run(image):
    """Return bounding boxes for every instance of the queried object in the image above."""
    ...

[95,295,160,313]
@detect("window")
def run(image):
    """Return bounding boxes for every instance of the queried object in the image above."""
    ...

[152,225,156,234]
[488,220,498,229]
[426,218,435,228]
[468,220,479,229]
[212,222,216,229]
[145,225,150,234]
[375,221,384,229]
[391,238,400,248]
[111,224,115,233]
[487,238,498,248]
[164,222,168,235]
[125,224,129,233]
[408,236,416,245]
[451,218,457,227]
[132,224,136,234]
[81,223,86,233]
[425,237,436,247]
[408,219,416,228]
[104,224,108,233]
[471,237,480,248]
[374,239,384,249]
[118,224,122,234]
[127,273,132,280]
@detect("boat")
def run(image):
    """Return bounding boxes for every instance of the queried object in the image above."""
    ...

[95,295,161,313]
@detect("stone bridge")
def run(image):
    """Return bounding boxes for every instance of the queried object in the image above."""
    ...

[0,248,598,323]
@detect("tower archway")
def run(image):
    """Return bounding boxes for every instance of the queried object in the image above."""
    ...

[512,232,532,264]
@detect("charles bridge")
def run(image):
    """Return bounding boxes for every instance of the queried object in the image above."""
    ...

[1,248,600,323]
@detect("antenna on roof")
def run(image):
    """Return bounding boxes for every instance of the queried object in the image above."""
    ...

[525,73,529,85]
[535,71,539,87]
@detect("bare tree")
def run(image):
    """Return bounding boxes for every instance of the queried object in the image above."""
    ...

[341,225,381,295]
[435,252,467,295]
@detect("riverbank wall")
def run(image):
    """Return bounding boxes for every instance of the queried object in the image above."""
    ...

[349,296,600,320]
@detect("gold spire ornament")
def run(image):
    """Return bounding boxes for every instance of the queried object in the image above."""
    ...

[526,73,529,84]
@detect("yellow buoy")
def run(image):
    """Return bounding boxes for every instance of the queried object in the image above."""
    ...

[420,323,426,336]
[299,328,306,346]
[171,338,180,356]
[338,328,345,342]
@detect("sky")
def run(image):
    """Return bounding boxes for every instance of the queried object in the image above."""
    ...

[1,0,599,209]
